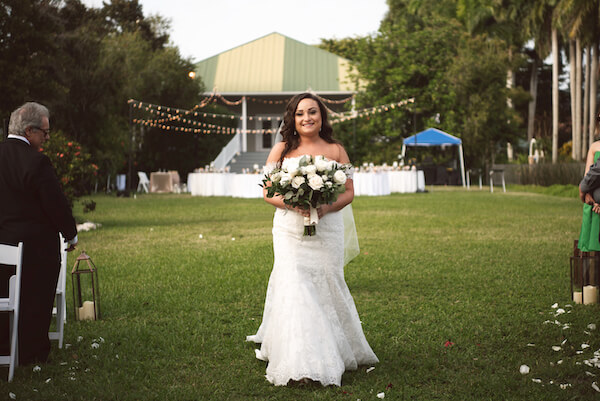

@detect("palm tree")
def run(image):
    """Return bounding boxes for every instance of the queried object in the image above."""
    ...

[525,0,561,163]
[523,1,555,147]
[457,0,529,162]
[556,0,600,160]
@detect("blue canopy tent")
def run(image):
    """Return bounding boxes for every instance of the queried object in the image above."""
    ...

[401,128,466,187]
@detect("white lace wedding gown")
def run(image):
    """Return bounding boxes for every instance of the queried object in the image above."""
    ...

[246,207,379,386]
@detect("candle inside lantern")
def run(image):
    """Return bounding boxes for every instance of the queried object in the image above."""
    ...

[583,285,598,305]
[78,300,96,320]
[573,291,583,304]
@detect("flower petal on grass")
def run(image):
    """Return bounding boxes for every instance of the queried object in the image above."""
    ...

[9,392,16,399]
[527,343,535,347]
[555,308,565,315]
[366,367,375,373]
[45,378,51,384]
[588,323,597,331]
[552,346,562,351]
[586,371,596,377]
[532,378,542,383]
[444,341,454,347]
[559,383,571,389]
[582,344,591,349]
[551,303,558,308]
[519,365,530,374]
[33,365,41,372]
[561,339,567,345]
[91,342,100,349]
[593,382,600,392]
[77,336,83,342]
[376,392,385,399]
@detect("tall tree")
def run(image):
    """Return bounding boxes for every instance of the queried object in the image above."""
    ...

[0,0,62,121]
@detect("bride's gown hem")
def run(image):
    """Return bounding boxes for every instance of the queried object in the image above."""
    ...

[247,207,378,387]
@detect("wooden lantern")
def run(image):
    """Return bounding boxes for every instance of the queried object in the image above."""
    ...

[571,240,599,305]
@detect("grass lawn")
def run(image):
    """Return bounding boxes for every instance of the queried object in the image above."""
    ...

[3,187,600,400]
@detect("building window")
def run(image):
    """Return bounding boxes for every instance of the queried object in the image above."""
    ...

[262,121,272,149]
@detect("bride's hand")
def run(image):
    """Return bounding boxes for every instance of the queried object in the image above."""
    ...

[286,205,309,217]
[317,205,329,219]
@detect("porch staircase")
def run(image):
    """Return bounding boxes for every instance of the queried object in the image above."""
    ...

[227,151,270,173]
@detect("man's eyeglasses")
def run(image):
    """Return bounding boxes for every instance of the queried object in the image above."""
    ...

[32,126,50,136]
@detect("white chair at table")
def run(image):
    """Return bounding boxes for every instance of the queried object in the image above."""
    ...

[137,171,150,193]
[0,242,24,382]
[49,234,68,349]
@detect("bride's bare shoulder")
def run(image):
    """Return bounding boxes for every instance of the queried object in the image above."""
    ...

[266,142,286,163]
[324,143,350,163]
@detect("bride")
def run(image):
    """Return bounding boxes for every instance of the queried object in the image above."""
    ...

[246,92,379,386]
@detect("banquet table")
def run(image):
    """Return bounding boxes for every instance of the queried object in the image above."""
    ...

[150,172,179,193]
[387,170,425,193]
[187,170,424,198]
[187,173,263,198]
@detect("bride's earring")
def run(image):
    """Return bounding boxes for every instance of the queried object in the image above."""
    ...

[293,131,297,136]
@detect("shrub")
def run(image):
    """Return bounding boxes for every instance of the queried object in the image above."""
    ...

[41,131,98,206]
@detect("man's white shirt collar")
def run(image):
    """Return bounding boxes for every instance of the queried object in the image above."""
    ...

[8,134,30,145]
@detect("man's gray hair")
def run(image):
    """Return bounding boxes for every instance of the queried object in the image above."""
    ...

[8,102,50,137]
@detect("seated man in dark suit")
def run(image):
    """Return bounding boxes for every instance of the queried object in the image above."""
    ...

[0,102,78,365]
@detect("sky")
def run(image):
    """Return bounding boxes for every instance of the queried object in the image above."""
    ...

[81,0,389,62]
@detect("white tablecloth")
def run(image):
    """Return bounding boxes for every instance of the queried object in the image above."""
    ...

[387,170,425,193]
[187,171,424,197]
[353,172,391,196]
[187,173,263,197]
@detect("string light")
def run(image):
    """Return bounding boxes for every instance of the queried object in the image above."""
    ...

[330,98,415,124]
[128,96,415,135]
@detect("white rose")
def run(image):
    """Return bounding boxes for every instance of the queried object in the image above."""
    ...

[282,158,300,176]
[321,174,329,182]
[308,175,324,190]
[333,170,347,185]
[315,157,330,172]
[280,173,292,186]
[270,172,282,183]
[302,164,317,175]
[326,181,333,188]
[291,176,305,189]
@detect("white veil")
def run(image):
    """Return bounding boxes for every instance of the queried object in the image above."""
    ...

[342,204,360,265]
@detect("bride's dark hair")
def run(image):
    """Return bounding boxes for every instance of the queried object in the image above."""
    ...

[278,93,338,163]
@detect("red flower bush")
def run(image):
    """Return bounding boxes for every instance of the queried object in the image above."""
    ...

[42,131,98,206]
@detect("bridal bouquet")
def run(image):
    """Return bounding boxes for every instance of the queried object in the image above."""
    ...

[262,155,350,236]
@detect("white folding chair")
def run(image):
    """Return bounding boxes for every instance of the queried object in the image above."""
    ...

[49,235,68,348]
[0,242,23,382]
[137,171,150,193]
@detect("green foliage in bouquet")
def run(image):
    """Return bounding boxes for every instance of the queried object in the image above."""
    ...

[262,155,349,210]
[41,131,99,207]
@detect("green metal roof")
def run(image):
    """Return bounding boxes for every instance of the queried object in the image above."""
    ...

[195,32,355,94]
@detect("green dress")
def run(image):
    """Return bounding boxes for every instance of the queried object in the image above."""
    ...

[578,151,600,251]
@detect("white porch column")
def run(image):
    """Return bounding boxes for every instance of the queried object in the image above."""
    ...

[241,96,248,152]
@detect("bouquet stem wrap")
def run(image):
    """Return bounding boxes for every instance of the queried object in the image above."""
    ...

[303,207,319,236]
[262,155,351,237]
